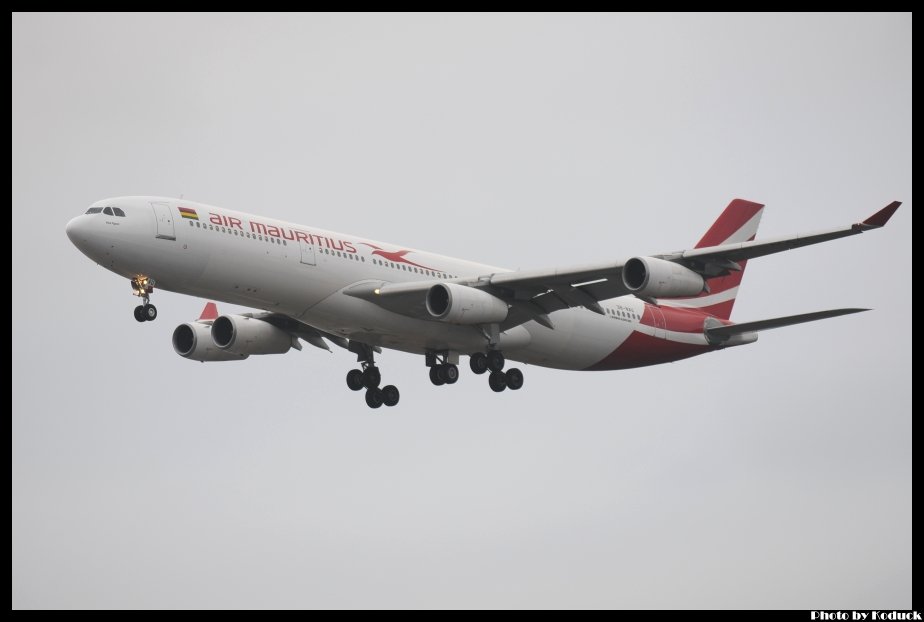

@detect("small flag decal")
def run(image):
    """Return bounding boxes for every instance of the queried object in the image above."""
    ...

[178,207,199,220]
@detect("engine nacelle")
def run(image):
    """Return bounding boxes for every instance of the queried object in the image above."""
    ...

[211,315,293,355]
[426,283,508,325]
[172,322,247,362]
[622,256,705,298]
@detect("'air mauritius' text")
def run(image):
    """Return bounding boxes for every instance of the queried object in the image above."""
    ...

[209,212,357,253]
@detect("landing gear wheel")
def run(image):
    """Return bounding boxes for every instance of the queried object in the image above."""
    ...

[429,366,445,386]
[505,368,524,391]
[487,350,505,372]
[382,385,400,407]
[443,364,459,384]
[469,353,488,375]
[130,277,156,320]
[346,369,364,391]
[365,388,384,409]
[489,370,507,392]
[362,366,381,389]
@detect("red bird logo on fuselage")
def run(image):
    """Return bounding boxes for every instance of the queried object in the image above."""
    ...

[360,243,437,271]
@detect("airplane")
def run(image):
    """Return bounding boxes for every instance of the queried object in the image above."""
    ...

[65,196,901,409]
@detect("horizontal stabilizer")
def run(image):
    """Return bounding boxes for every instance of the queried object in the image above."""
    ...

[705,308,869,343]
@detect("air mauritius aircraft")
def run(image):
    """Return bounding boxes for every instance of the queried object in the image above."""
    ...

[66,197,900,408]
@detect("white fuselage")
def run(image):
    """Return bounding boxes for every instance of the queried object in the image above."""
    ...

[66,196,675,371]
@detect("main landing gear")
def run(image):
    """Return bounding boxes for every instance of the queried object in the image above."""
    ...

[469,350,524,393]
[428,349,525,393]
[345,343,399,409]
[425,351,460,387]
[131,276,157,322]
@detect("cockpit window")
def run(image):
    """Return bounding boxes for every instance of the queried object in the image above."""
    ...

[103,207,114,215]
[112,207,125,217]
[85,207,103,214]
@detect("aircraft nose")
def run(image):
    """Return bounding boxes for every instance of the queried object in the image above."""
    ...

[65,216,84,244]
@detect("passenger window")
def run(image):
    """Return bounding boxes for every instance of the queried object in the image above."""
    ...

[103,207,113,215]
[85,207,103,214]
[113,207,125,217]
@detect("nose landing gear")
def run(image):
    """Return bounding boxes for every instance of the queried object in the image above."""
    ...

[131,276,157,322]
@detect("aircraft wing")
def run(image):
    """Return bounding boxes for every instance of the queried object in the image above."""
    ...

[659,201,901,269]
[345,201,900,330]
[342,262,631,331]
[488,262,630,313]
[248,311,350,352]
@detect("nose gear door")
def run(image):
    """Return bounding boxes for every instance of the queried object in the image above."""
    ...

[151,201,176,240]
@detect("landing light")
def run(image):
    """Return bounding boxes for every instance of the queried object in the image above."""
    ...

[374,288,381,295]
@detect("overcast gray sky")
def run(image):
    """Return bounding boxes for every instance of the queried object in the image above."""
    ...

[12,13,911,609]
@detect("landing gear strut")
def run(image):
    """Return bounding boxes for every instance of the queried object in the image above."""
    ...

[346,342,399,409]
[131,276,157,322]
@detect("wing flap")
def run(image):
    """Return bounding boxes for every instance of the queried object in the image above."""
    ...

[489,261,626,298]
[253,311,347,351]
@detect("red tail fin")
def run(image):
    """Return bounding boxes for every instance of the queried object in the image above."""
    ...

[662,199,764,320]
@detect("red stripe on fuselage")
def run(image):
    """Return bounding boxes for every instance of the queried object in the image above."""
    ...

[584,330,711,371]
[662,306,729,332]
[586,304,725,371]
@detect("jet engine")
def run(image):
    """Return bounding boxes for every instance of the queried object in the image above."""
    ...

[622,256,705,298]
[172,322,247,362]
[426,283,508,325]
[211,315,294,356]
